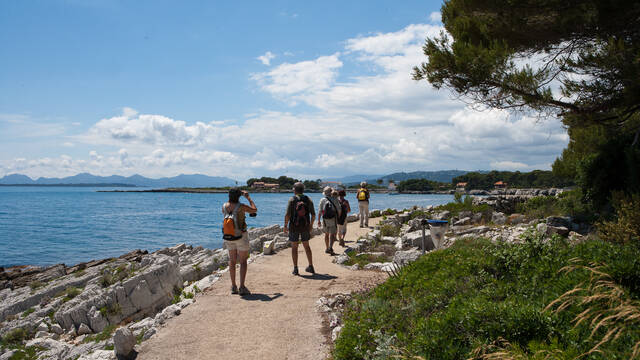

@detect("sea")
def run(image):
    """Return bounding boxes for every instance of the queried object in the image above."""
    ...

[0,186,454,267]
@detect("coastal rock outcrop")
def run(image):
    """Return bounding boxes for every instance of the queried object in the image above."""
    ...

[0,222,295,360]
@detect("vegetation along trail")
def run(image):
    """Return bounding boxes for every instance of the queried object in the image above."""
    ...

[137,219,385,360]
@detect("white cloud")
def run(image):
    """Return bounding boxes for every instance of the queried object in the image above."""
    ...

[251,54,343,96]
[3,22,570,180]
[257,51,276,66]
[491,161,531,171]
[429,12,441,24]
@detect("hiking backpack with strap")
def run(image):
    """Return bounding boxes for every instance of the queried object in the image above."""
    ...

[323,197,338,219]
[222,203,243,240]
[291,195,310,232]
[337,199,348,225]
[357,188,369,201]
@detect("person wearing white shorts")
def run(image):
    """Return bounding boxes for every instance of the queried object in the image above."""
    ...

[222,188,257,296]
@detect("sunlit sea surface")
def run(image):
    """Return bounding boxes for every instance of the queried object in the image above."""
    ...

[0,187,454,266]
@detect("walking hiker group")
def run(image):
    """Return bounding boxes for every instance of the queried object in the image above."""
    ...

[220,180,371,295]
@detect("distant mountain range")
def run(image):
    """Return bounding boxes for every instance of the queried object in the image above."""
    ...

[0,173,238,188]
[325,170,479,185]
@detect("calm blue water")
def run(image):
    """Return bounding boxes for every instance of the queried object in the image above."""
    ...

[0,187,454,266]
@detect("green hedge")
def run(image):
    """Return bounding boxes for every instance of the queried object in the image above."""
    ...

[333,232,640,359]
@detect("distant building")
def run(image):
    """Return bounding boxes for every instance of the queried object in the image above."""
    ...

[494,181,507,189]
[388,182,397,191]
[455,182,467,192]
[251,181,279,189]
[320,181,343,189]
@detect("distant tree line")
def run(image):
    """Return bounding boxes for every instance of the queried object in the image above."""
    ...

[452,170,574,190]
[397,178,447,192]
[245,176,321,190]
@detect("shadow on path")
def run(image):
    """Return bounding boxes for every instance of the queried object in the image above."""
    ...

[299,273,338,280]
[241,292,284,301]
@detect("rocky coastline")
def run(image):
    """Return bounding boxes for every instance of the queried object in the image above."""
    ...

[0,223,330,360]
[1,188,579,359]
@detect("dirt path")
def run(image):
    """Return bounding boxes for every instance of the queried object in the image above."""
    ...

[138,219,385,360]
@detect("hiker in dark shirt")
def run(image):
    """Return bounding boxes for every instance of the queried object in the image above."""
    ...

[336,189,351,247]
[284,182,316,276]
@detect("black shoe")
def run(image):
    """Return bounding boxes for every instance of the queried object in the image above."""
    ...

[305,265,315,274]
[325,249,331,254]
[328,249,336,256]
[231,285,238,294]
[238,286,251,296]
[292,266,299,276]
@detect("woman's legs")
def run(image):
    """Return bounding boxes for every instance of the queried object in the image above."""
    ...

[238,250,249,288]
[228,249,238,288]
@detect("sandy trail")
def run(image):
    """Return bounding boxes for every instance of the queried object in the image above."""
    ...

[138,218,385,360]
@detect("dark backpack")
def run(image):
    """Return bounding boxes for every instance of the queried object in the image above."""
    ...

[290,195,310,232]
[323,197,337,219]
[337,199,348,225]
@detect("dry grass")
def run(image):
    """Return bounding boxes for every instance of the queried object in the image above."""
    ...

[467,337,564,360]
[466,258,640,360]
[544,258,640,359]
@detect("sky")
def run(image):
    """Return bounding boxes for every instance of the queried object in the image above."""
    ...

[0,0,569,181]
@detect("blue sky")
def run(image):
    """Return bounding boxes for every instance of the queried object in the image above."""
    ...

[0,1,569,180]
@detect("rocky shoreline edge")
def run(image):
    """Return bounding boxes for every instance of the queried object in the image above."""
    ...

[1,188,578,359]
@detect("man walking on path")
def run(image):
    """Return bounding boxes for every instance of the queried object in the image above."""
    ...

[284,182,315,276]
[357,181,370,228]
[318,186,342,256]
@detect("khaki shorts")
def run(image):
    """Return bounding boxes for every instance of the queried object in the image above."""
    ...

[323,219,337,234]
[338,223,347,235]
[224,232,249,252]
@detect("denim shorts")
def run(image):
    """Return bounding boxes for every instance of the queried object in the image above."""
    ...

[288,230,311,242]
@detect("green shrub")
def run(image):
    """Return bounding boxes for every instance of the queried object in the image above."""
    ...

[3,345,44,359]
[382,208,398,216]
[370,210,382,218]
[28,281,44,291]
[99,273,114,288]
[1,328,28,345]
[333,233,640,359]
[99,303,121,317]
[516,195,561,219]
[380,224,401,237]
[182,291,194,299]
[21,308,34,318]
[73,269,86,278]
[435,195,491,219]
[343,252,389,268]
[57,286,82,302]
[84,325,116,343]
[193,285,201,293]
[598,192,640,245]
[171,294,181,304]
[136,329,146,344]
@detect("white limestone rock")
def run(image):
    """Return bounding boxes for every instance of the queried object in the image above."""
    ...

[160,304,181,320]
[363,262,394,272]
[25,338,70,359]
[393,249,422,265]
[331,325,343,342]
[334,254,350,265]
[113,327,136,359]
[454,217,471,226]
[50,323,64,335]
[78,350,117,360]
[491,212,507,225]
[37,322,49,332]
[78,323,93,335]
